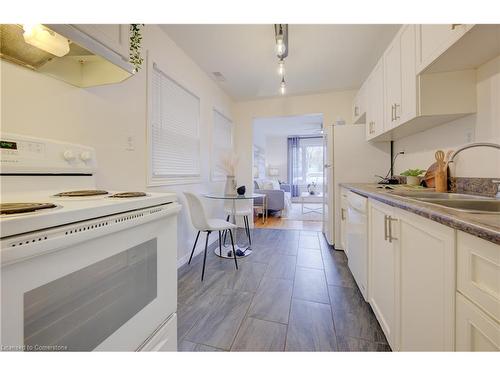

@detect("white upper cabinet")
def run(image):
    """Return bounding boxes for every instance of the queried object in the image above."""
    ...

[352,82,367,124]
[416,24,472,74]
[365,59,385,140]
[360,24,479,142]
[399,25,417,124]
[72,24,130,60]
[383,35,402,130]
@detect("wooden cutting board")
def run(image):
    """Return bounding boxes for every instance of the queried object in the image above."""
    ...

[423,150,453,188]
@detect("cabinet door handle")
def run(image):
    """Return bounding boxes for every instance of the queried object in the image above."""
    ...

[388,216,398,243]
[451,24,462,30]
[391,104,395,121]
[394,103,400,120]
[341,208,346,220]
[354,106,359,116]
[384,215,389,241]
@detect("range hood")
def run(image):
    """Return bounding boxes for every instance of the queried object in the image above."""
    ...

[0,24,134,87]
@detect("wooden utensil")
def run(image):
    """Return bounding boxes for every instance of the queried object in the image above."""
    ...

[434,150,448,192]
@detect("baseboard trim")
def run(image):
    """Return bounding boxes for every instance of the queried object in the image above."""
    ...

[177,234,219,269]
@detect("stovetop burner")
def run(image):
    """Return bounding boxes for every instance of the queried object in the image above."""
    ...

[1,203,58,215]
[109,192,147,198]
[54,190,109,197]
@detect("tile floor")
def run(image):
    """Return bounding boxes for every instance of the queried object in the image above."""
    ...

[177,228,390,351]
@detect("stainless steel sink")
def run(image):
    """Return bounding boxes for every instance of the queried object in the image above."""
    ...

[416,198,500,213]
[388,191,491,200]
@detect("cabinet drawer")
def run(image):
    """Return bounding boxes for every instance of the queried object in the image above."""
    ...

[457,232,500,322]
[456,293,499,351]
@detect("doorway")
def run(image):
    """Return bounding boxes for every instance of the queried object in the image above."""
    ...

[252,113,325,231]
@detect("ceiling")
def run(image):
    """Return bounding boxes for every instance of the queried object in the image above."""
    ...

[253,114,323,148]
[161,24,400,101]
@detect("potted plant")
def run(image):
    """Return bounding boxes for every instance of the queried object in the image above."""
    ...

[400,168,426,186]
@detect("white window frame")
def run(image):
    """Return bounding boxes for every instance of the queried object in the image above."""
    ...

[147,53,201,186]
[211,108,234,182]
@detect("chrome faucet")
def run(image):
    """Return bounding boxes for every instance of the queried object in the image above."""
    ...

[448,142,500,163]
[448,142,500,198]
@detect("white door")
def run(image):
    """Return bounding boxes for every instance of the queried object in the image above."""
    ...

[399,25,417,124]
[368,199,397,349]
[397,208,455,351]
[384,36,402,130]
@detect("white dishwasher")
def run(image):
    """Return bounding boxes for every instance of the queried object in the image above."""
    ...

[346,191,369,301]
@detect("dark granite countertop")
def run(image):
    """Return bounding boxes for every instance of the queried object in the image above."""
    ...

[340,183,500,245]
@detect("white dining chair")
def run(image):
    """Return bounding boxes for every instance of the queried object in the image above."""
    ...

[184,192,238,281]
[223,200,253,247]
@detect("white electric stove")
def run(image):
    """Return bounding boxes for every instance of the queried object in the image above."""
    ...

[0,133,180,351]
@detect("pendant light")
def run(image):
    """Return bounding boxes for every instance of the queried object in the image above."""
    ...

[280,77,286,95]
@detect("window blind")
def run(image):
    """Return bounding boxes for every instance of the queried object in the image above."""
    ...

[212,109,233,180]
[150,63,200,180]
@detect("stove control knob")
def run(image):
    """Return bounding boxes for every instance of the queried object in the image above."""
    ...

[63,150,75,161]
[80,151,92,162]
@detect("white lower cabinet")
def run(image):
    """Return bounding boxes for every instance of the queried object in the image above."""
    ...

[368,200,397,348]
[456,293,500,351]
[338,188,348,252]
[368,199,456,351]
[397,208,455,351]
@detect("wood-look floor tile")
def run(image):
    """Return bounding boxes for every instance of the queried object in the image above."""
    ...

[328,285,386,343]
[247,277,293,324]
[297,248,324,269]
[337,336,391,352]
[178,340,226,352]
[285,299,338,351]
[264,254,297,280]
[298,235,321,249]
[178,339,197,351]
[231,318,287,351]
[223,261,267,292]
[322,252,356,288]
[185,289,254,350]
[300,230,320,237]
[293,267,330,304]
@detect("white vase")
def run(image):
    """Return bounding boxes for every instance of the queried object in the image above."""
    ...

[406,176,420,186]
[225,176,237,196]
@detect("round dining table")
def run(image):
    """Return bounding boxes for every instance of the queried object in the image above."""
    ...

[203,192,265,259]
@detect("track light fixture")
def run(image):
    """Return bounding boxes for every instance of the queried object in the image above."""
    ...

[274,24,289,95]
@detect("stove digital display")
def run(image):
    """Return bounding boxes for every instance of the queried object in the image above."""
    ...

[0,140,17,150]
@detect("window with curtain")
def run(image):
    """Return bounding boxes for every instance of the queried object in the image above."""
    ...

[212,109,233,181]
[148,62,200,185]
[288,136,324,197]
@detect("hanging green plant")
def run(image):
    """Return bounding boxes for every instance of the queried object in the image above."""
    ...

[129,24,144,73]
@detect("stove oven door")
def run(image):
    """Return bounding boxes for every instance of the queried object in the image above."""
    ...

[1,203,180,351]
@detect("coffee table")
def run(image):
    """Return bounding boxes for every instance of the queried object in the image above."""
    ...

[300,192,324,214]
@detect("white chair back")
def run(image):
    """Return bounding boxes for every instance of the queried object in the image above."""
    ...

[184,192,210,231]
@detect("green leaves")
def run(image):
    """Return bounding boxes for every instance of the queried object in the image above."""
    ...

[130,24,144,73]
[401,168,426,177]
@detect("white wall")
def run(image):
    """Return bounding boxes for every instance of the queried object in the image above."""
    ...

[1,25,234,266]
[264,135,288,181]
[394,56,500,178]
[234,90,356,195]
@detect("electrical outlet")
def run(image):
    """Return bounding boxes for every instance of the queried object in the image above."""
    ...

[126,136,135,151]
[465,129,474,143]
